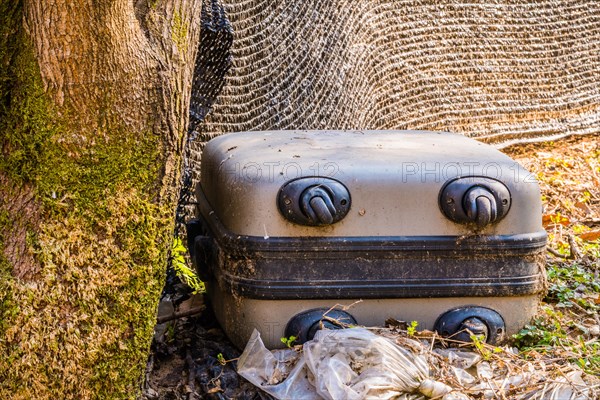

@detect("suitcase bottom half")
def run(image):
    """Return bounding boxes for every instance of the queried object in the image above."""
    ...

[207,281,540,349]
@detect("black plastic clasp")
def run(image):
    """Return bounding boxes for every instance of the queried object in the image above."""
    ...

[284,308,358,344]
[439,176,511,228]
[278,177,351,226]
[434,306,506,344]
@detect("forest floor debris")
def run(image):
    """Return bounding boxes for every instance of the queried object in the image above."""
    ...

[237,325,598,400]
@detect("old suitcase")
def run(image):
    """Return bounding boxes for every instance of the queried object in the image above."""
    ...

[187,130,546,349]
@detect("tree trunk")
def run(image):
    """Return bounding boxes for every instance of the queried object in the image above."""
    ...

[0,0,202,397]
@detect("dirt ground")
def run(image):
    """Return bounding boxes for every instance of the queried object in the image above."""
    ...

[141,133,599,400]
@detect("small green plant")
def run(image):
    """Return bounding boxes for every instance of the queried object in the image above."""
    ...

[406,321,419,336]
[171,237,205,294]
[470,334,502,361]
[215,353,240,366]
[549,212,569,226]
[280,335,297,348]
[546,263,600,310]
[165,323,176,343]
[513,306,600,375]
[513,306,567,348]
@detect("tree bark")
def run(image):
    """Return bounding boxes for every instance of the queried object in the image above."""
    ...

[0,0,202,398]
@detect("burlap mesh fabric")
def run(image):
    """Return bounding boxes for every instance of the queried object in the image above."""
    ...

[182,0,600,219]
[194,0,600,143]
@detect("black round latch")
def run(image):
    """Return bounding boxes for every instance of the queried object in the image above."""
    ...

[439,177,511,228]
[278,177,351,226]
[285,308,357,344]
[433,306,506,345]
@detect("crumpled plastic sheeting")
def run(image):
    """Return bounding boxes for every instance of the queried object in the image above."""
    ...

[238,328,453,400]
[238,328,595,400]
[235,329,319,400]
[303,328,450,400]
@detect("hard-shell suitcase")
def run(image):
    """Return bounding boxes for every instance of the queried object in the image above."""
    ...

[188,130,546,349]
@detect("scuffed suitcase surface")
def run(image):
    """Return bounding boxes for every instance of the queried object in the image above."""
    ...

[200,130,542,237]
[193,130,547,349]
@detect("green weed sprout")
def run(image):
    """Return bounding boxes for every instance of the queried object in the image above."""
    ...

[171,237,205,294]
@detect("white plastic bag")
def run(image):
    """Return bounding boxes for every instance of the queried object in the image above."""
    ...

[237,329,320,400]
[238,328,454,400]
[303,328,433,399]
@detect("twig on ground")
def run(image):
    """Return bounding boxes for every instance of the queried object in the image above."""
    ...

[567,235,583,260]
[547,246,568,259]
[157,306,206,324]
[323,300,363,315]
[579,218,600,227]
[186,350,197,400]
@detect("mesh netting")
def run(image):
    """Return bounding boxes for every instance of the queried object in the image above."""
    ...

[197,0,600,146]
[188,0,233,135]
[177,0,233,230]
[182,0,600,220]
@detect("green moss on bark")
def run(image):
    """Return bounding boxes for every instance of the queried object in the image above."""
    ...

[0,1,175,398]
[0,211,17,351]
[172,11,189,56]
[0,1,58,186]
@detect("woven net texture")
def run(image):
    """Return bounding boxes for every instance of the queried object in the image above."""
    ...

[191,0,600,144]
[183,0,600,218]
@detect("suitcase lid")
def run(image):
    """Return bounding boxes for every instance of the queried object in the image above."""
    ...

[199,130,542,238]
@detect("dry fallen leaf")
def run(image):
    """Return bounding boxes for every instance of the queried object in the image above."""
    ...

[579,229,600,242]
[542,214,570,227]
[575,201,593,215]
